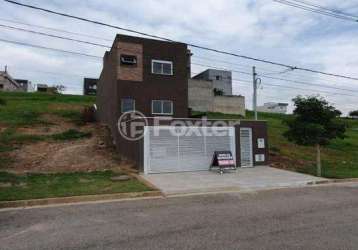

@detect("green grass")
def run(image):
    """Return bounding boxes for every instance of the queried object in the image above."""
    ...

[52,129,92,141]
[0,92,96,169]
[0,171,152,201]
[0,92,95,126]
[53,109,85,125]
[204,110,358,179]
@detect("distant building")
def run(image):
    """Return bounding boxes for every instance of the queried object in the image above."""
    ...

[14,79,34,92]
[257,102,289,114]
[193,69,232,96]
[83,78,98,96]
[189,69,245,116]
[37,84,49,92]
[188,78,245,116]
[0,70,22,92]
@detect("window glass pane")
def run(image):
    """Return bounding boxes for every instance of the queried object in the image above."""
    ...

[152,100,162,114]
[152,62,162,74]
[122,99,134,112]
[162,63,172,75]
[162,101,173,114]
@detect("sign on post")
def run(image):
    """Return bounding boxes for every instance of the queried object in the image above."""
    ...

[210,151,236,174]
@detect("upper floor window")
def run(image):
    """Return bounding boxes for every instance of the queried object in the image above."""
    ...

[152,100,173,115]
[121,98,135,113]
[120,55,137,66]
[151,60,173,75]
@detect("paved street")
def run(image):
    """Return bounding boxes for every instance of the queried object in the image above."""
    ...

[1,184,358,250]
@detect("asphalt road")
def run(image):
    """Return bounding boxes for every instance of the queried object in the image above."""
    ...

[1,184,358,250]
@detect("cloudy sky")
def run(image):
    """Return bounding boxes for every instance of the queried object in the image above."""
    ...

[0,0,358,114]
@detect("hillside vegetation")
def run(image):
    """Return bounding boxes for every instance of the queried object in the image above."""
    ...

[0,92,151,201]
[1,92,357,179]
[206,111,358,179]
[0,92,123,173]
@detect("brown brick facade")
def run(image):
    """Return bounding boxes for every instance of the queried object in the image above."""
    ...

[117,42,143,82]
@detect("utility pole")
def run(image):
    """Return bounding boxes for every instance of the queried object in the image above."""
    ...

[253,66,258,120]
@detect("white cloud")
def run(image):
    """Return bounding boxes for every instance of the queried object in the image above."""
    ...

[0,0,357,113]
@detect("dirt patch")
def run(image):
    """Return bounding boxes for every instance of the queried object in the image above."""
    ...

[269,151,314,172]
[5,124,123,173]
[16,114,75,135]
[47,103,84,112]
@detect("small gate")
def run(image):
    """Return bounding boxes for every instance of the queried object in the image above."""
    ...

[143,126,236,174]
[240,127,253,167]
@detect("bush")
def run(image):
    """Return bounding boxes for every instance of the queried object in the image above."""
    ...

[350,110,358,117]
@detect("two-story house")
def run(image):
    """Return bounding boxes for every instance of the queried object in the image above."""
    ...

[97,34,190,122]
[97,34,268,174]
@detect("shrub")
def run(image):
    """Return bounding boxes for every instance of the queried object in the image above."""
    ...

[349,110,358,117]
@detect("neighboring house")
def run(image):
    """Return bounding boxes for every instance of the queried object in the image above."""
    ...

[14,79,34,92]
[257,102,289,114]
[83,78,98,96]
[0,70,22,91]
[37,84,49,92]
[97,34,268,174]
[193,69,232,95]
[189,70,245,116]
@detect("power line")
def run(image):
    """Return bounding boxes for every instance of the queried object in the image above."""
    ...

[194,53,358,86]
[0,63,97,78]
[192,61,358,92]
[3,20,355,92]
[274,0,358,22]
[0,23,111,48]
[2,35,357,98]
[192,70,355,100]
[232,78,358,98]
[0,17,113,42]
[290,0,358,19]
[0,38,103,59]
[4,0,358,81]
[194,66,358,97]
[257,73,358,93]
[274,0,356,21]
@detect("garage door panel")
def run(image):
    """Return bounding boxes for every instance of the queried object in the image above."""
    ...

[144,126,235,174]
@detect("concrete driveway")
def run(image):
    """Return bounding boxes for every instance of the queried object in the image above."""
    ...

[142,166,327,195]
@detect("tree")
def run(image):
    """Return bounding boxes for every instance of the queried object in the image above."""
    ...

[349,110,358,117]
[283,96,346,177]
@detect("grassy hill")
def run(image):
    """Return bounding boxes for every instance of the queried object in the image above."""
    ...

[1,92,357,179]
[0,92,151,201]
[206,111,358,179]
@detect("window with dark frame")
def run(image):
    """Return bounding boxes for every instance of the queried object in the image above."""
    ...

[0,84,3,89]
[151,60,173,75]
[121,98,135,113]
[120,55,137,66]
[152,100,173,115]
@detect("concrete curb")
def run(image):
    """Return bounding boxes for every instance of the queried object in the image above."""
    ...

[0,191,163,209]
[307,178,358,185]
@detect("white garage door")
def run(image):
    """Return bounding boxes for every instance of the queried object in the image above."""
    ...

[143,126,236,174]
